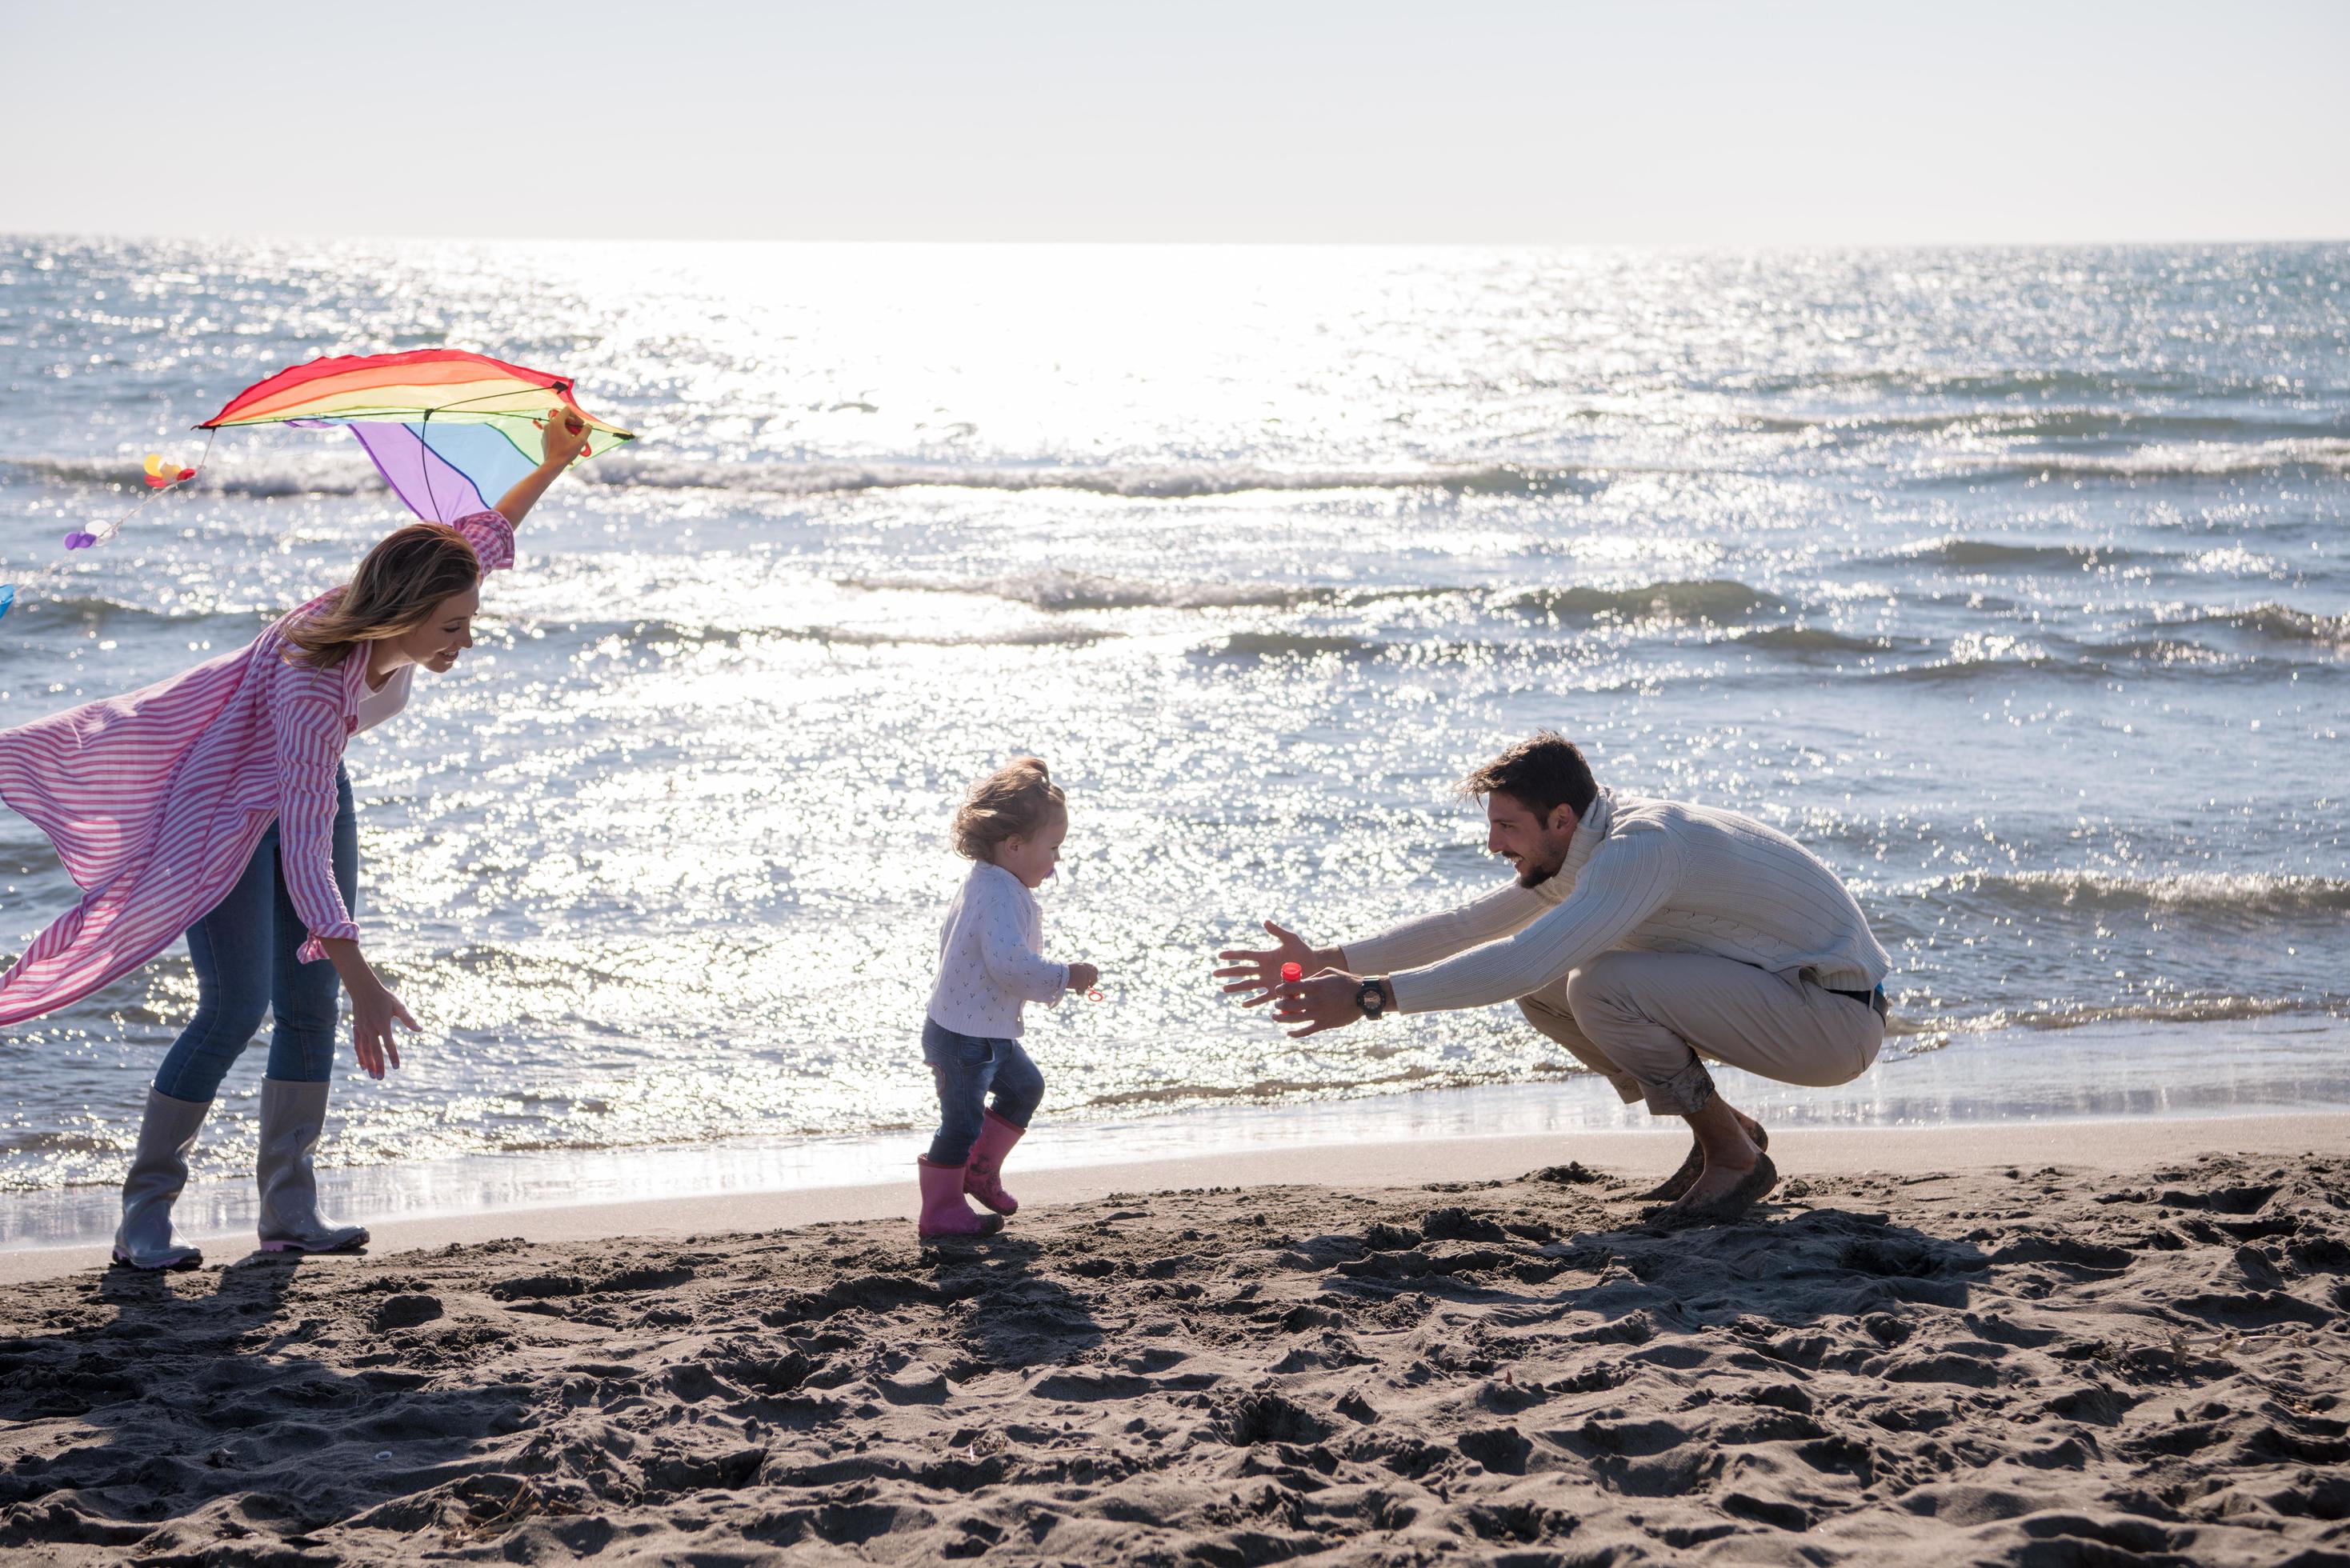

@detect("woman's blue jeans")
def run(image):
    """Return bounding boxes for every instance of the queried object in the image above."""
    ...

[922,1018,1044,1166]
[152,766,358,1102]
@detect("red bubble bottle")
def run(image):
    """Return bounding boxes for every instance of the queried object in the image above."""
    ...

[1280,962,1303,984]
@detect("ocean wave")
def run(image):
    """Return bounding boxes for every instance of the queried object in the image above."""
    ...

[1871,653,2060,683]
[797,624,1117,650]
[1900,537,2138,570]
[1,454,386,498]
[837,570,1339,613]
[1856,634,2323,685]
[1743,407,2332,445]
[2168,602,2350,648]
[845,571,1788,622]
[1935,437,2350,481]
[2,447,1614,506]
[2075,636,2244,668]
[1946,996,2329,1033]
[584,454,1603,500]
[1506,578,1779,625]
[1920,870,2350,917]
[0,594,265,630]
[1191,631,1384,662]
[1721,625,1896,654]
[1731,366,2198,401]
[543,616,1117,652]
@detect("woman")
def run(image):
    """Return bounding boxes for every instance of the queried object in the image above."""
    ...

[0,416,591,1270]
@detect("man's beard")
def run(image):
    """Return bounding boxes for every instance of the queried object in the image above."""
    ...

[1514,843,1567,889]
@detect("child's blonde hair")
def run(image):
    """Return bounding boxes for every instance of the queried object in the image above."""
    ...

[952,756,1066,862]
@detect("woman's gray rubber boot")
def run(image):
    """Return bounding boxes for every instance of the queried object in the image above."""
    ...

[255,1078,369,1254]
[113,1088,210,1270]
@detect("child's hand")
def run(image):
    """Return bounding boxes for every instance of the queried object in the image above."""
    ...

[1067,962,1100,994]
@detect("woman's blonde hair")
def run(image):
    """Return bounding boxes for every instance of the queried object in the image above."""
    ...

[282,523,482,669]
[951,756,1066,862]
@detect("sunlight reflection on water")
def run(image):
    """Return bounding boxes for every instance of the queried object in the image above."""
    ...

[2,238,2345,1195]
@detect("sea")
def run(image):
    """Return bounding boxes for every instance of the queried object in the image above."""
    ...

[2,238,2345,1243]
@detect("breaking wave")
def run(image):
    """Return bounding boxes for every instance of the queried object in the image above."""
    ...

[1,454,386,498]
[1900,538,2138,570]
[836,571,1334,613]
[2167,603,2350,648]
[1504,578,1780,625]
[1936,437,2350,481]
[585,455,1603,500]
[1920,870,2350,918]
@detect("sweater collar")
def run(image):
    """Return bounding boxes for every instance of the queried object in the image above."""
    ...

[972,860,1034,898]
[1553,787,1615,893]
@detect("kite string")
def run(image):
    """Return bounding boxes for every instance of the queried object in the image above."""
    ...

[421,410,442,522]
[81,427,219,547]
[0,428,218,619]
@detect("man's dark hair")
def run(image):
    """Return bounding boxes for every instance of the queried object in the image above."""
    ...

[1459,731,1596,822]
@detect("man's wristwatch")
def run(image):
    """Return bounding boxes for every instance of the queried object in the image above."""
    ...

[1355,977,1391,1020]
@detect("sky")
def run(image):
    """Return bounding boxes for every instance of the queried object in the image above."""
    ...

[5,0,2347,246]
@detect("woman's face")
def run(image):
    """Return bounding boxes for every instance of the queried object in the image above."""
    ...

[387,584,481,674]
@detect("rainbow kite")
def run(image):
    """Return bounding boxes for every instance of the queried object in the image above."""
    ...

[0,350,631,624]
[198,349,635,524]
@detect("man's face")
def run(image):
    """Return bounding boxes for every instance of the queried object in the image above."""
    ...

[1484,791,1579,888]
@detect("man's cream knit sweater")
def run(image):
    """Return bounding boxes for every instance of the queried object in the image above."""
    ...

[1347,789,1891,1016]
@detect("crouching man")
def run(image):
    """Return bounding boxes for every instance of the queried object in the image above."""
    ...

[1215,732,1891,1226]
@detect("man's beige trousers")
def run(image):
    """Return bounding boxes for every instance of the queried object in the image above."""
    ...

[1516,949,1884,1116]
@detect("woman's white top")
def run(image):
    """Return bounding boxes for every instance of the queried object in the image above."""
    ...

[927,861,1067,1038]
[352,664,414,735]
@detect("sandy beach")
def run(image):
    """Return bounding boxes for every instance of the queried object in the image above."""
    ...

[3,1117,2346,1565]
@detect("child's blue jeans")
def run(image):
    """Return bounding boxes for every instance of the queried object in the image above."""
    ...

[152,766,358,1102]
[922,1018,1043,1166]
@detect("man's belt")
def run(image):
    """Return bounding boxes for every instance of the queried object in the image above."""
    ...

[1830,983,1888,1019]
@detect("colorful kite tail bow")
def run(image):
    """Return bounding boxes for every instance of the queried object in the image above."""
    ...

[197,349,635,526]
[54,435,217,556]
[142,453,199,489]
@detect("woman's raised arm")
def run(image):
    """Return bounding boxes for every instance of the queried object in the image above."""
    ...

[493,412,594,527]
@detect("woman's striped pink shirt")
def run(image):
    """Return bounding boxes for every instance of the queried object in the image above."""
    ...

[0,510,513,1026]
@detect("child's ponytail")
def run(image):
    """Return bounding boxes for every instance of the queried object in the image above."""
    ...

[952,756,1067,862]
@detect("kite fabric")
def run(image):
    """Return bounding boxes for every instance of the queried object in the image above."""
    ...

[198,349,635,524]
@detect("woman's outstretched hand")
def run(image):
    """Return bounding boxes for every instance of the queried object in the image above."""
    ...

[1212,919,1331,1008]
[538,409,591,468]
[319,938,415,1078]
[495,409,594,525]
[347,978,417,1080]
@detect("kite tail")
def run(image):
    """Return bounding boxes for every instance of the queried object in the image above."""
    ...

[0,429,217,622]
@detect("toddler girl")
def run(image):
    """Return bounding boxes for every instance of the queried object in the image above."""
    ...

[918,757,1099,1238]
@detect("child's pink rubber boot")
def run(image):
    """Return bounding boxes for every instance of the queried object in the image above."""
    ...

[964,1110,1027,1215]
[918,1157,1003,1239]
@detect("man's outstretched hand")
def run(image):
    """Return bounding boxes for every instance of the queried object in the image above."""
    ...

[1272,969,1367,1038]
[1213,920,1332,1008]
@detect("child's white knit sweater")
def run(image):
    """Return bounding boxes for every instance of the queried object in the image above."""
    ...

[927,862,1067,1038]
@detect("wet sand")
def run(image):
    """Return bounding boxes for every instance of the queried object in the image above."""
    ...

[2,1119,2347,1564]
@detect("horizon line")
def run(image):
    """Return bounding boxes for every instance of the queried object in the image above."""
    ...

[9,230,2350,252]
